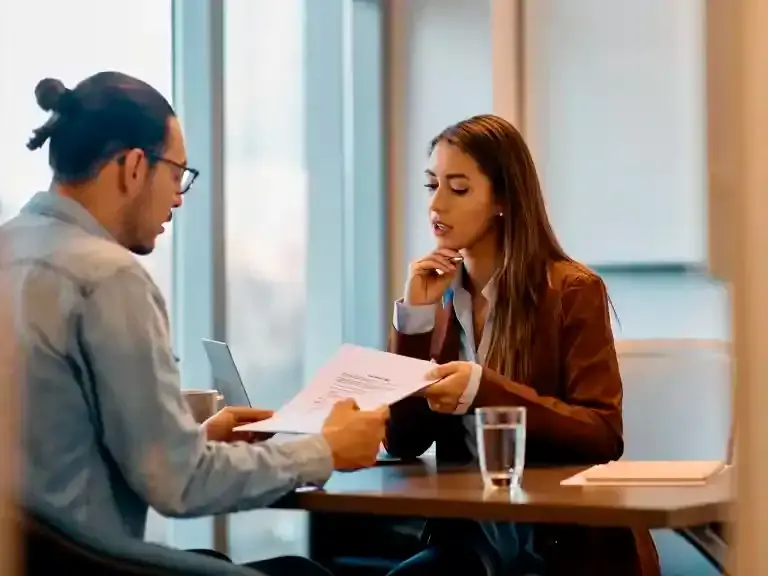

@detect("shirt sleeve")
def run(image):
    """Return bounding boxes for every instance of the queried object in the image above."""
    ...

[393,299,480,414]
[452,362,483,414]
[80,265,333,518]
[393,299,437,335]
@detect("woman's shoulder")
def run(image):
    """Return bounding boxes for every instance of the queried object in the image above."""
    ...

[543,259,617,331]
[547,259,606,294]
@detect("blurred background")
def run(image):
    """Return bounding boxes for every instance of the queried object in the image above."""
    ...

[0,0,749,573]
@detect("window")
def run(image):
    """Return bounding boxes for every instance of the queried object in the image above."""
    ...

[0,0,174,302]
[223,0,309,561]
[224,0,307,414]
[221,0,385,561]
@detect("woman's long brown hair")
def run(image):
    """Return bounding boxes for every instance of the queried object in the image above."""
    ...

[431,114,597,383]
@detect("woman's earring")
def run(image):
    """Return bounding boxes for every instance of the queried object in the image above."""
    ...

[498,212,504,217]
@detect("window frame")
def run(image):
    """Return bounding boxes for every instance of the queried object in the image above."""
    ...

[170,0,385,553]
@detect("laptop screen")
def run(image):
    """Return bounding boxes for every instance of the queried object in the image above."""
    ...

[201,339,252,407]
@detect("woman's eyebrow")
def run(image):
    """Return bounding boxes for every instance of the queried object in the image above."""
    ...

[424,169,469,180]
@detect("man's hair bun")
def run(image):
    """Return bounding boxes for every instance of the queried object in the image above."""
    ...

[34,78,70,113]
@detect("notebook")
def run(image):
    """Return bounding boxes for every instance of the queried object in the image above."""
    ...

[561,460,727,486]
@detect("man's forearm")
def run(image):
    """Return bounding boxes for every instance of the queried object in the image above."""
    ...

[139,433,333,518]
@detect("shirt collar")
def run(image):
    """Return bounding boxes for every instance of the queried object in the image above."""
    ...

[444,263,498,306]
[22,191,116,243]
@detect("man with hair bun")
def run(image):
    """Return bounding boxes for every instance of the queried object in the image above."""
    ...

[1,71,388,575]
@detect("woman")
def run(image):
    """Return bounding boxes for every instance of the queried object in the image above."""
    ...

[384,115,660,575]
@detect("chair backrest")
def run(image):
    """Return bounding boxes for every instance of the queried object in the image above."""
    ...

[617,339,732,461]
[22,499,261,576]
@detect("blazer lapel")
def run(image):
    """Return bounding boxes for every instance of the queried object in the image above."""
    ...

[431,299,461,363]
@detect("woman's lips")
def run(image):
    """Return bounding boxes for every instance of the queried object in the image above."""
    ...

[432,221,452,236]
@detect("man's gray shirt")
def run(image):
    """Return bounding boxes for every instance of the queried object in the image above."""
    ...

[1,191,333,539]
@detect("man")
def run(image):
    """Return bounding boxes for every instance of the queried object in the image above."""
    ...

[2,72,388,575]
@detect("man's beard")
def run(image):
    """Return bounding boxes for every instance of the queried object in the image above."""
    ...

[130,210,173,255]
[129,243,154,256]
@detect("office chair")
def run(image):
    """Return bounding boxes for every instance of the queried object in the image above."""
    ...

[22,499,263,576]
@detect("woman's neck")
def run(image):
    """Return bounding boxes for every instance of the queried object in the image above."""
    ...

[461,233,500,296]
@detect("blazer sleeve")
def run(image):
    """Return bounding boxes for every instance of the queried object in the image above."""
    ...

[472,274,624,464]
[383,305,439,459]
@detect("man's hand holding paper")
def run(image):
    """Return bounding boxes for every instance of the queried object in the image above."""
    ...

[320,399,390,470]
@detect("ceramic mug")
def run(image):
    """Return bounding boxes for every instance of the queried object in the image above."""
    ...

[182,389,224,424]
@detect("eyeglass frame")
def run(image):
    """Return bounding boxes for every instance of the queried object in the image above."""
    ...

[116,151,199,194]
[147,154,199,194]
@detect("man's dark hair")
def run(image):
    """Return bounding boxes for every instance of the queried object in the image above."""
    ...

[27,71,176,184]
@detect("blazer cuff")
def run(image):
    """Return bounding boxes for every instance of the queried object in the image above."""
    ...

[393,299,437,335]
[453,362,482,415]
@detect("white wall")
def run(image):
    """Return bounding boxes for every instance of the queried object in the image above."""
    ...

[605,271,730,341]
[524,0,707,267]
[389,0,492,299]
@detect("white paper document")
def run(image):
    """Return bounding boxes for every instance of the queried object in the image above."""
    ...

[236,344,436,435]
[560,460,728,487]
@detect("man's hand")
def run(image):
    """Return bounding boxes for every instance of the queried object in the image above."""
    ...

[202,406,275,443]
[420,361,473,413]
[321,399,390,471]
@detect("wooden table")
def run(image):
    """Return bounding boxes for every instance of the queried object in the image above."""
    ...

[278,460,732,528]
[276,460,733,572]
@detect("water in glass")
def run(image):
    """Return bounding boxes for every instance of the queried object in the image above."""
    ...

[476,407,526,489]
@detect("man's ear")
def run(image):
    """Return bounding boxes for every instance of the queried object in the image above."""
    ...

[119,148,149,195]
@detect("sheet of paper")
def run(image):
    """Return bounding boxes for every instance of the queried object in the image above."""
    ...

[236,344,436,435]
[560,461,729,487]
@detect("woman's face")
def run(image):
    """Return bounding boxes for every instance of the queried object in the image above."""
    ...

[425,140,500,251]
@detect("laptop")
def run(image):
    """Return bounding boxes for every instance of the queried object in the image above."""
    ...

[201,338,252,407]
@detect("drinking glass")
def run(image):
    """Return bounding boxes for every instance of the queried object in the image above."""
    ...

[475,406,527,489]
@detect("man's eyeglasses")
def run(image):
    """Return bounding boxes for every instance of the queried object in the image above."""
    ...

[117,152,199,194]
[151,156,199,194]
